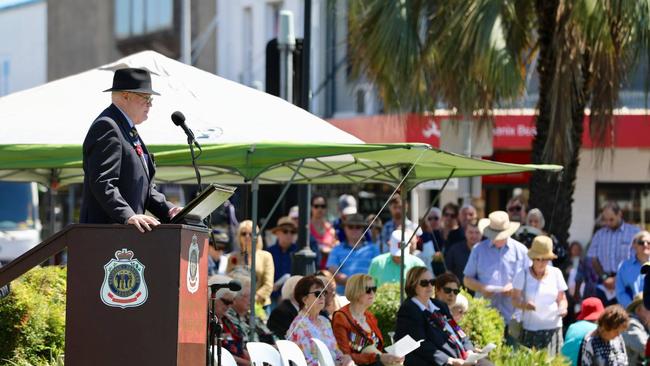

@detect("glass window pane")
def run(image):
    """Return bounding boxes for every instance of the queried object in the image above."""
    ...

[114,0,131,38]
[146,0,173,32]
[131,0,145,35]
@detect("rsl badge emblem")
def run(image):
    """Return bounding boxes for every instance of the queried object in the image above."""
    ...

[187,235,200,294]
[100,248,148,308]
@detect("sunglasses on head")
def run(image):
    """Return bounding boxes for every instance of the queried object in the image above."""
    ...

[365,286,377,294]
[419,279,435,287]
[508,205,523,212]
[312,204,327,209]
[442,287,460,295]
[220,298,234,306]
[636,239,650,246]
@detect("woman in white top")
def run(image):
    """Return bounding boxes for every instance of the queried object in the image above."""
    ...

[512,235,568,356]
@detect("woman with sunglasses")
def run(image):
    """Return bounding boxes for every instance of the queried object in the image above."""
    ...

[395,267,490,366]
[615,231,650,308]
[434,273,462,308]
[332,274,404,366]
[310,194,339,269]
[511,235,568,356]
[227,220,275,313]
[287,275,354,366]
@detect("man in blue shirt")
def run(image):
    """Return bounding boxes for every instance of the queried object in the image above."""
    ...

[327,213,379,294]
[464,210,529,323]
[616,231,650,307]
[588,201,641,295]
[267,216,298,305]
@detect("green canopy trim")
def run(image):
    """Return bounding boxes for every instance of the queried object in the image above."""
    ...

[0,142,562,188]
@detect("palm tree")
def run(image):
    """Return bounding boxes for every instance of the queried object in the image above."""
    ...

[347,0,650,247]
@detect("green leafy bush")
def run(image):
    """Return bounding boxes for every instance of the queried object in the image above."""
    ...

[0,266,67,364]
[458,290,505,348]
[369,282,401,345]
[491,345,570,366]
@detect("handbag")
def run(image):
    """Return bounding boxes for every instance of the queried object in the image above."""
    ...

[508,264,528,341]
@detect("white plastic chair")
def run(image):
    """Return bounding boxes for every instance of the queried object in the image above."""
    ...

[311,338,335,366]
[276,340,309,366]
[213,347,237,366]
[246,341,282,366]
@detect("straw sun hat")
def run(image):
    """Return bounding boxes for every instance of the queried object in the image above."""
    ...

[527,235,557,260]
[478,211,520,241]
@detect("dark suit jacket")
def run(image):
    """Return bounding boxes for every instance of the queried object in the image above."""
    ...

[395,298,474,366]
[80,104,173,224]
[267,299,299,339]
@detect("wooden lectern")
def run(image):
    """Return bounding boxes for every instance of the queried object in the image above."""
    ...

[0,224,209,366]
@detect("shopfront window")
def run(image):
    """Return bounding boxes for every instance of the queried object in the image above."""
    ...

[595,183,650,231]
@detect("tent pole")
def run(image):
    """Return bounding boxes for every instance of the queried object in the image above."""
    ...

[399,180,407,303]
[249,178,259,340]
[258,159,305,233]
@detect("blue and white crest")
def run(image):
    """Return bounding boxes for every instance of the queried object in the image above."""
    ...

[100,248,148,308]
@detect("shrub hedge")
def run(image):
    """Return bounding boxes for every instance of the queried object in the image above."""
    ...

[0,266,67,364]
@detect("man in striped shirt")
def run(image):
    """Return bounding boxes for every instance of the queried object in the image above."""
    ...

[587,201,641,300]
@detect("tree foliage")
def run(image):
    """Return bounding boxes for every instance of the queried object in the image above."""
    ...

[0,266,67,364]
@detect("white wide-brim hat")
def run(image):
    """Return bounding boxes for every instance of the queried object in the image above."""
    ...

[478,211,520,241]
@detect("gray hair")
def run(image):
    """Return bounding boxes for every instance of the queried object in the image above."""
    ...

[451,293,469,313]
[526,208,546,229]
[427,207,442,219]
[281,275,303,301]
[208,274,236,299]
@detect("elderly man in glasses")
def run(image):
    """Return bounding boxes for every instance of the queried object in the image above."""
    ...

[80,68,181,231]
[327,214,380,295]
[268,216,299,307]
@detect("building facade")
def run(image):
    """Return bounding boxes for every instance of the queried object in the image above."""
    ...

[47,0,217,80]
[0,0,46,95]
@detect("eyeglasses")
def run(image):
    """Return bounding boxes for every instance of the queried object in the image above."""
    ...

[636,239,650,246]
[419,279,435,287]
[443,212,456,218]
[312,204,327,209]
[131,92,153,105]
[507,205,523,212]
[220,298,234,306]
[240,232,252,237]
[281,229,297,235]
[365,286,377,294]
[442,287,460,295]
[427,216,440,221]
[308,290,326,298]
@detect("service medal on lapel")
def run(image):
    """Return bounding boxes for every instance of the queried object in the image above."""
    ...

[135,144,144,156]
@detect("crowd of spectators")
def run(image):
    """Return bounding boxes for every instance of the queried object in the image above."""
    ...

[206,192,650,365]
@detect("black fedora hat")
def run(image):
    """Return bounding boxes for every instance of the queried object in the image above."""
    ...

[103,67,160,95]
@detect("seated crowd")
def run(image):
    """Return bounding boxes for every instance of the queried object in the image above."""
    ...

[207,193,650,366]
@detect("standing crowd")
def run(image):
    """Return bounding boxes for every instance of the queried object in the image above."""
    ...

[207,193,650,366]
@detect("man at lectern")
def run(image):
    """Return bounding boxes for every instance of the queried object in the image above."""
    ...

[80,68,181,232]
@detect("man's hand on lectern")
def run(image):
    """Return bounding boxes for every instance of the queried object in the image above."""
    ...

[127,214,160,233]
[169,206,183,218]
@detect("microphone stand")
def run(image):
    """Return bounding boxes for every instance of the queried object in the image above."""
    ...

[188,136,202,193]
[208,293,224,366]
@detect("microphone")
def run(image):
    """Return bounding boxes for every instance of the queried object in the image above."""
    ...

[210,280,242,293]
[171,111,200,148]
